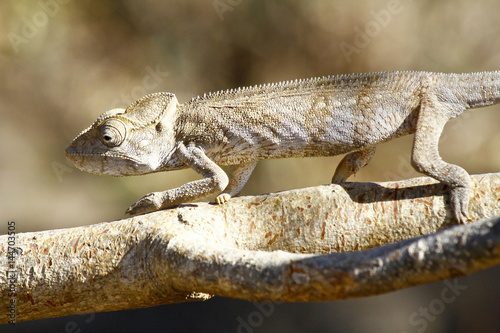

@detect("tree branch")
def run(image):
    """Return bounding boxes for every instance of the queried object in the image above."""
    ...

[1,173,500,323]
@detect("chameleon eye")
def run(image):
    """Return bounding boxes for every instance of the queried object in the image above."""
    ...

[99,118,127,147]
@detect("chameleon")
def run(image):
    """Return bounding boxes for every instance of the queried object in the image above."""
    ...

[65,71,500,223]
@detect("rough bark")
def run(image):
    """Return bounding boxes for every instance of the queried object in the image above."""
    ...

[1,173,500,323]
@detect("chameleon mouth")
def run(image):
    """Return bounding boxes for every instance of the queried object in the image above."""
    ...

[65,149,147,176]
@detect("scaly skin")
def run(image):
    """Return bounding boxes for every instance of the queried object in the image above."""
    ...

[65,71,500,223]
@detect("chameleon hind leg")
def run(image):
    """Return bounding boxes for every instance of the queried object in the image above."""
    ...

[332,146,376,183]
[411,98,471,224]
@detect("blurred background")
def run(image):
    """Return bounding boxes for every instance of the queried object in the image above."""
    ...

[1,0,500,332]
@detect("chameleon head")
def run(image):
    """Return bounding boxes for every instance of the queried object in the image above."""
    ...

[65,92,179,176]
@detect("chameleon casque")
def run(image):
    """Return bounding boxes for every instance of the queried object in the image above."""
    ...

[65,71,500,223]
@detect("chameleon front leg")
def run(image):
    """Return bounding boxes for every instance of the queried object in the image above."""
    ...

[126,143,229,215]
[215,161,258,204]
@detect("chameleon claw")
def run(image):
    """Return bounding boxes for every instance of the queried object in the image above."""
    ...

[215,193,231,205]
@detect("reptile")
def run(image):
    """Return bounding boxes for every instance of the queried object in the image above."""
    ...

[65,71,500,223]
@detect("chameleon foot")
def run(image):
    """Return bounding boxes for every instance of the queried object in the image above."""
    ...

[126,192,165,215]
[449,186,471,224]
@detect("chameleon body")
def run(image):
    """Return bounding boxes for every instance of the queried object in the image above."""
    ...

[65,71,500,222]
